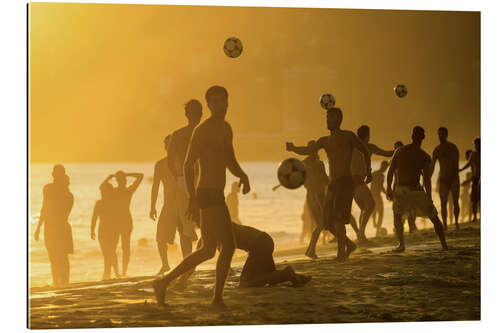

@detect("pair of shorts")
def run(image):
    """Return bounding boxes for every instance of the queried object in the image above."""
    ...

[196,187,226,210]
[392,186,438,218]
[240,233,275,285]
[156,204,178,244]
[471,178,480,203]
[439,175,460,197]
[325,177,354,226]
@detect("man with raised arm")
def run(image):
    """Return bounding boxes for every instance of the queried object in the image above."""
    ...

[431,127,460,230]
[460,137,480,222]
[153,86,250,310]
[386,126,448,252]
[286,107,371,262]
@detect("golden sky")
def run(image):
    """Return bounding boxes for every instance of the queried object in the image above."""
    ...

[29,3,480,162]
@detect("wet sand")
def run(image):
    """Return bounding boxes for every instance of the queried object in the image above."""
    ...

[29,222,480,328]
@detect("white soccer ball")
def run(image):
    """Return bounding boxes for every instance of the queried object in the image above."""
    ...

[277,158,307,190]
[223,37,243,58]
[319,93,336,110]
[394,84,408,98]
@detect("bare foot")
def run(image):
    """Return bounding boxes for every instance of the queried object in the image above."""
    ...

[153,278,167,306]
[391,246,405,253]
[210,299,228,312]
[156,265,170,276]
[305,251,318,260]
[346,243,357,259]
[333,256,346,263]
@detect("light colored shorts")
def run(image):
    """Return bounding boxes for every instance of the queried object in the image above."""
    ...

[393,186,438,218]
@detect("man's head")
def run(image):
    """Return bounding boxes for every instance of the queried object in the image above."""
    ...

[465,149,473,160]
[52,164,66,183]
[115,171,126,187]
[394,141,403,150]
[205,85,228,118]
[163,135,171,151]
[438,127,448,143]
[99,182,113,198]
[380,160,389,172]
[474,137,480,152]
[185,99,202,126]
[411,126,425,145]
[326,107,343,131]
[357,125,370,143]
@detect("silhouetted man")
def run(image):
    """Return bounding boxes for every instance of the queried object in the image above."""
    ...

[167,100,203,252]
[150,135,179,275]
[431,127,460,230]
[287,107,371,262]
[370,161,388,235]
[460,138,480,222]
[351,125,394,242]
[460,150,473,222]
[154,86,250,310]
[386,126,448,252]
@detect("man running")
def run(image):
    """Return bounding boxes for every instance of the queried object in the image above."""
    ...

[460,138,480,222]
[167,100,203,255]
[386,126,448,252]
[351,125,394,242]
[431,127,460,230]
[153,86,250,309]
[287,107,371,262]
[150,135,179,275]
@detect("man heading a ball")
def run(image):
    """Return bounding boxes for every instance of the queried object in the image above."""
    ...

[287,107,372,262]
[154,86,251,310]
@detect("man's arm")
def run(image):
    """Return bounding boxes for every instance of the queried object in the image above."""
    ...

[101,174,114,187]
[126,173,144,193]
[224,124,250,194]
[150,162,160,221]
[184,128,202,199]
[386,150,399,200]
[459,153,472,172]
[367,143,394,157]
[166,133,178,177]
[422,159,433,199]
[352,133,372,183]
[286,138,324,156]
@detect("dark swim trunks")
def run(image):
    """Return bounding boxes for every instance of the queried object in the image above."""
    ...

[196,188,226,210]
[325,176,355,226]
[439,175,460,194]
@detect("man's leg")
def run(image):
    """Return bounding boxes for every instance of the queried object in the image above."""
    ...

[439,183,449,231]
[180,234,193,258]
[120,230,131,276]
[305,192,325,259]
[156,241,170,274]
[451,182,460,229]
[429,216,448,250]
[357,186,375,242]
[393,212,405,252]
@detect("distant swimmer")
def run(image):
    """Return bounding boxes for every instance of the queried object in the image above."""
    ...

[103,171,143,276]
[351,125,394,243]
[34,165,74,287]
[91,178,120,280]
[431,127,460,230]
[150,135,179,275]
[153,86,251,310]
[287,107,371,262]
[460,138,480,222]
[167,100,203,254]
[370,161,389,236]
[226,181,243,225]
[386,126,448,252]
[233,222,311,287]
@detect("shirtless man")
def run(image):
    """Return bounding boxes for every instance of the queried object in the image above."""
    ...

[153,86,250,309]
[460,138,480,222]
[386,126,448,252]
[370,160,388,235]
[431,127,460,230]
[287,107,371,262]
[460,150,473,222]
[351,125,394,242]
[167,100,203,255]
[150,135,179,275]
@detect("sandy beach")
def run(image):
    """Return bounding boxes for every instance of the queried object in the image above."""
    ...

[28,222,480,328]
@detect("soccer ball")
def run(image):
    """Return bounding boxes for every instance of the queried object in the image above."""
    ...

[394,84,408,98]
[223,37,243,58]
[277,158,307,189]
[319,93,336,110]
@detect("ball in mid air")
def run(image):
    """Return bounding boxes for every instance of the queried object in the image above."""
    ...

[319,93,336,110]
[277,158,307,189]
[394,84,408,98]
[223,37,243,58]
